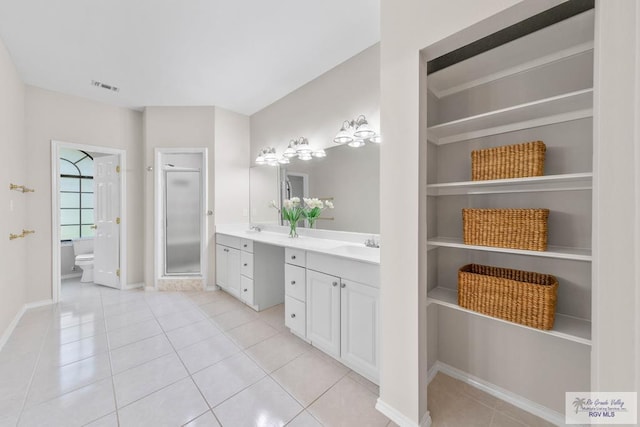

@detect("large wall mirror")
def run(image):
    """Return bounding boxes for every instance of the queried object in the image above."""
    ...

[249,143,379,234]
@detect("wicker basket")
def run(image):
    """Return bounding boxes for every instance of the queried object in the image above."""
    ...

[458,264,558,330]
[462,208,549,251]
[471,141,546,181]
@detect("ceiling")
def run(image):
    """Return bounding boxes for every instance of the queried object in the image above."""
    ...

[0,0,380,115]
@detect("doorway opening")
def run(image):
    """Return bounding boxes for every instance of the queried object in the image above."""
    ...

[281,170,309,228]
[51,140,127,303]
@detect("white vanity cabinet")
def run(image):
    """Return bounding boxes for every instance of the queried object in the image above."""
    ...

[284,249,307,338]
[304,251,380,383]
[215,236,241,297]
[216,234,284,311]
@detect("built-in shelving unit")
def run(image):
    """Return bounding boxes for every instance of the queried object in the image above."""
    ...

[423,8,596,410]
[426,172,592,196]
[426,287,591,345]
[426,237,591,261]
[427,88,593,145]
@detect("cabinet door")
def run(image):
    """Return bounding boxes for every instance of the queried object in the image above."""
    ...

[240,275,254,305]
[215,244,228,289]
[226,248,241,297]
[340,279,379,382]
[306,270,340,358]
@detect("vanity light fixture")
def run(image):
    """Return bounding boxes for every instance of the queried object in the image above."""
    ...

[333,115,381,147]
[256,138,327,166]
[255,147,277,165]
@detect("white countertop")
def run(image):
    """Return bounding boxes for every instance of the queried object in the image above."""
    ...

[216,228,380,265]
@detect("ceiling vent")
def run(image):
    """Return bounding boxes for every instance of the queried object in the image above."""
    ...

[91,80,119,93]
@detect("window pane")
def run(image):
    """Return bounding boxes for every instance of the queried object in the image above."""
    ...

[60,192,80,209]
[81,193,94,208]
[61,209,80,225]
[60,177,79,192]
[81,178,93,193]
[60,148,86,163]
[81,225,95,238]
[77,157,94,176]
[61,225,80,240]
[81,209,94,224]
[60,160,79,176]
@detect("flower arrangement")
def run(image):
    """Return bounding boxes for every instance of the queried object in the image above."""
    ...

[302,198,334,229]
[270,197,334,237]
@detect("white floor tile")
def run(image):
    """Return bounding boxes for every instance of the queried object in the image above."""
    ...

[213,376,302,427]
[226,319,279,349]
[106,318,162,350]
[177,334,240,374]
[117,378,208,427]
[287,410,323,427]
[83,412,119,427]
[47,321,106,346]
[245,331,311,373]
[104,308,154,331]
[18,377,115,427]
[156,309,206,332]
[109,334,174,374]
[113,353,188,408]
[192,352,266,407]
[165,320,221,350]
[26,352,112,407]
[40,334,109,367]
[183,411,221,426]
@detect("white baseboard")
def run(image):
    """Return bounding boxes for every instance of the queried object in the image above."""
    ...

[429,361,566,426]
[122,282,144,290]
[0,299,54,352]
[376,398,431,427]
[144,286,157,292]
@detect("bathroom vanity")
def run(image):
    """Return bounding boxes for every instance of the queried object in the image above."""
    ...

[215,226,380,383]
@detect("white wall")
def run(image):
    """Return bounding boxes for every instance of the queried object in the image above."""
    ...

[24,86,144,301]
[0,37,27,337]
[213,107,250,225]
[143,107,216,287]
[250,43,379,160]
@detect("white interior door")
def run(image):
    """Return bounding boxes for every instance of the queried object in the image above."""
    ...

[94,155,120,288]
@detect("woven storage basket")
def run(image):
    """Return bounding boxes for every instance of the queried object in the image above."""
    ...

[471,141,546,181]
[458,264,558,330]
[462,208,549,251]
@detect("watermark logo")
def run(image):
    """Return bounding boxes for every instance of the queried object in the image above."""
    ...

[566,392,637,424]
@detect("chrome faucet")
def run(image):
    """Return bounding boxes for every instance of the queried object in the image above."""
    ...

[364,237,379,248]
[249,225,262,232]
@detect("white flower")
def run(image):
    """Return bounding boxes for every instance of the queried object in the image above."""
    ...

[283,199,293,209]
[268,200,278,209]
[325,200,334,209]
[290,197,301,206]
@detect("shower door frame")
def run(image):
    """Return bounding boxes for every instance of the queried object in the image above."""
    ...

[154,148,209,289]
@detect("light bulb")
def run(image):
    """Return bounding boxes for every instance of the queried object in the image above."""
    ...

[312,149,326,158]
[333,121,353,144]
[348,139,366,148]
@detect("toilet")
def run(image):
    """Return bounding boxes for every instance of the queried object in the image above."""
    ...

[72,238,94,282]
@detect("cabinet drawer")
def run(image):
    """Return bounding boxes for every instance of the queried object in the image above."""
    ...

[241,251,253,279]
[241,239,254,253]
[285,247,306,267]
[285,264,306,302]
[217,234,241,250]
[241,276,254,306]
[285,296,306,338]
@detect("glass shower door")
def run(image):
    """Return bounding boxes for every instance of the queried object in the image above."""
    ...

[165,170,201,275]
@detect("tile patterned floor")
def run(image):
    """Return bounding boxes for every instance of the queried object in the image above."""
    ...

[0,279,554,427]
[0,280,391,426]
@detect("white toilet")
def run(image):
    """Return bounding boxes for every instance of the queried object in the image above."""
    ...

[72,238,94,282]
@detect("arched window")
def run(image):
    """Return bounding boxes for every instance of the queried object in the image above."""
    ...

[60,148,94,241]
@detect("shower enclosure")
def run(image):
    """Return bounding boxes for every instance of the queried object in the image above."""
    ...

[155,149,208,288]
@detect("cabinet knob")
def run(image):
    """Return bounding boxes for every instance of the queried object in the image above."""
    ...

[243,263,248,267]
[332,281,338,287]
[244,288,248,292]
[243,244,247,248]
[341,283,346,288]
[290,280,295,285]
[290,313,296,318]
[291,255,296,260]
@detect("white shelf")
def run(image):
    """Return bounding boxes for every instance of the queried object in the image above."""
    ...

[427,287,591,345]
[427,89,593,145]
[427,237,592,261]
[427,173,592,196]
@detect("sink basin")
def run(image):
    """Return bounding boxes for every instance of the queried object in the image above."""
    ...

[332,245,380,257]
